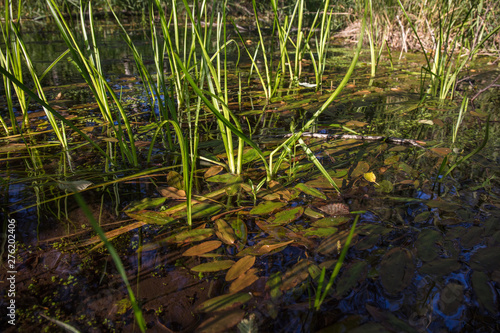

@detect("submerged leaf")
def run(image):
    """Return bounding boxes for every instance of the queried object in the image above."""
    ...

[266,272,282,300]
[379,247,415,295]
[281,259,310,291]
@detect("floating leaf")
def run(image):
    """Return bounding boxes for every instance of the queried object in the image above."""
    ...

[226,256,256,281]
[241,148,261,164]
[471,271,497,314]
[426,199,461,212]
[352,161,370,178]
[376,180,393,193]
[363,172,378,184]
[304,207,324,219]
[415,229,441,262]
[158,186,186,200]
[365,304,419,333]
[379,248,415,295]
[229,215,248,243]
[257,240,294,254]
[206,173,242,183]
[355,233,380,251]
[166,171,184,190]
[204,165,224,178]
[294,183,327,200]
[470,246,500,271]
[214,219,238,245]
[191,260,235,273]
[318,203,349,216]
[308,263,322,280]
[229,268,259,293]
[305,177,344,189]
[431,147,451,156]
[126,210,174,225]
[182,241,222,256]
[171,202,223,220]
[268,207,304,225]
[384,155,400,165]
[196,293,252,313]
[167,228,214,243]
[197,309,245,333]
[249,201,287,215]
[336,261,368,297]
[345,120,368,127]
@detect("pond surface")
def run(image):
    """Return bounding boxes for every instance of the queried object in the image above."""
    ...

[1,19,500,333]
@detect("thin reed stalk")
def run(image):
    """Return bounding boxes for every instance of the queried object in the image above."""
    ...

[47,0,138,166]
[268,0,368,189]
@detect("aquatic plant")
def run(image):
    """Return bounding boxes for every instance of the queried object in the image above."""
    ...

[396,0,500,101]
[47,0,139,167]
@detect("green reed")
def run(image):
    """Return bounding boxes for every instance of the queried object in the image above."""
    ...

[0,0,28,134]
[73,192,146,332]
[47,0,138,166]
[268,0,368,189]
[314,214,359,310]
[308,0,334,89]
[396,0,500,101]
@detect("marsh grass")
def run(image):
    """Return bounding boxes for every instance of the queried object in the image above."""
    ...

[47,0,139,166]
[395,0,500,101]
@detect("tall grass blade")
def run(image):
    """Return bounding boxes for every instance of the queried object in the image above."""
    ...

[73,193,146,332]
[314,214,359,310]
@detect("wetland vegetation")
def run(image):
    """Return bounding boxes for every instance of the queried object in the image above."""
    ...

[1,0,500,332]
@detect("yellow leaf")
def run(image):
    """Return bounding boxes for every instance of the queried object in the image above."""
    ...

[363,172,378,184]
